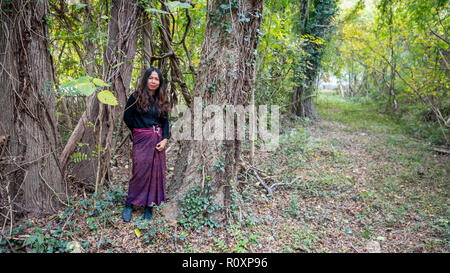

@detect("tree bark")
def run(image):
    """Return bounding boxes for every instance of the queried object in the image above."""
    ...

[65,0,141,192]
[293,84,319,119]
[164,0,263,223]
[388,6,398,112]
[0,0,66,215]
[292,0,336,119]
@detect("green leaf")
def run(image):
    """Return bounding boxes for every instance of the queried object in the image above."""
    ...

[92,78,111,87]
[166,1,192,9]
[34,227,43,234]
[77,76,90,84]
[60,80,77,89]
[135,228,141,238]
[75,4,87,10]
[26,236,37,246]
[60,80,79,94]
[145,8,170,15]
[97,90,118,106]
[76,82,96,96]
[37,235,44,245]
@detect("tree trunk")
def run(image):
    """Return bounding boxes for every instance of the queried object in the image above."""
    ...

[142,12,155,70]
[164,0,264,222]
[292,0,337,119]
[388,6,398,112]
[293,84,319,119]
[65,0,141,192]
[0,0,65,215]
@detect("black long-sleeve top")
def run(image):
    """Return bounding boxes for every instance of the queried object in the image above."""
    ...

[123,92,170,140]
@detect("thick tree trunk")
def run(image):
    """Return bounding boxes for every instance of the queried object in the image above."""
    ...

[65,0,141,192]
[292,0,337,119]
[164,0,263,222]
[0,0,65,215]
[293,85,319,119]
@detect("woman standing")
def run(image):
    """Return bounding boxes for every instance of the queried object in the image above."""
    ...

[122,67,170,222]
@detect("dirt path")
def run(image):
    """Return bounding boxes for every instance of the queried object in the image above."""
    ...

[240,116,449,253]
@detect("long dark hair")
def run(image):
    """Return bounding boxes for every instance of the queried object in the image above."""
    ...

[134,67,170,118]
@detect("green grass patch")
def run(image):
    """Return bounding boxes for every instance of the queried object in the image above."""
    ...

[315,92,404,133]
[315,91,448,146]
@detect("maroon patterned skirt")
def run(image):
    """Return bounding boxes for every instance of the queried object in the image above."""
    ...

[126,126,166,207]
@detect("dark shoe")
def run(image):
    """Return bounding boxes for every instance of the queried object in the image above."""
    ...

[122,202,133,223]
[143,206,153,220]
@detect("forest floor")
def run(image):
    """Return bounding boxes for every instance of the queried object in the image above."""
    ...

[2,91,449,253]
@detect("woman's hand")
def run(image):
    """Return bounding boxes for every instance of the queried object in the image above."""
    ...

[155,138,168,152]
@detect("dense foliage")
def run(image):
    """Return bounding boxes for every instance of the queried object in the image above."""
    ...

[45,0,449,145]
[324,0,449,145]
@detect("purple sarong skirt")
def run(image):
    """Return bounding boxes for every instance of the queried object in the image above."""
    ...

[126,126,166,207]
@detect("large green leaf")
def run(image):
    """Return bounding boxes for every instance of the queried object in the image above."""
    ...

[77,76,92,84]
[97,90,118,106]
[60,80,77,89]
[92,78,111,87]
[60,80,79,95]
[77,81,96,96]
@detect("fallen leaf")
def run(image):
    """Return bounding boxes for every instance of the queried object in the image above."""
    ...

[135,228,141,238]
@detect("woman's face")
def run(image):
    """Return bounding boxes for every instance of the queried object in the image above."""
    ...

[147,71,160,93]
